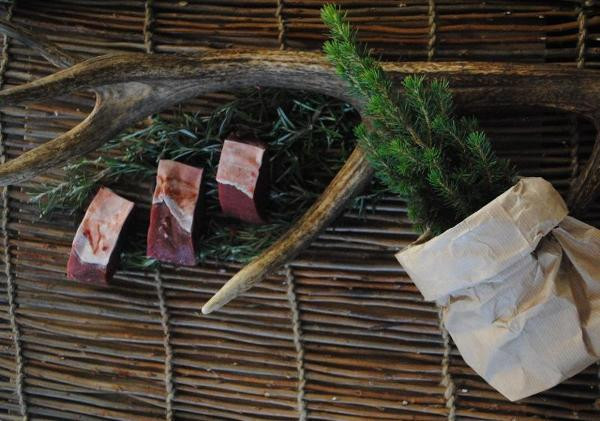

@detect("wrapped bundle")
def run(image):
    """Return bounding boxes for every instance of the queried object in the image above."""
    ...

[67,187,134,285]
[147,160,204,266]
[216,137,268,224]
[397,178,600,401]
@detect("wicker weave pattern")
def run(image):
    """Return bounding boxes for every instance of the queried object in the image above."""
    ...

[0,1,598,420]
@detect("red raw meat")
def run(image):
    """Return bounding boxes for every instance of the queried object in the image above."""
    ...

[147,160,204,266]
[67,187,134,285]
[216,137,268,224]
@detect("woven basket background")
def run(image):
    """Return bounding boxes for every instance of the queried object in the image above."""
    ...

[0,0,599,419]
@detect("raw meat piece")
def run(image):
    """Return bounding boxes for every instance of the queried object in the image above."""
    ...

[67,187,134,285]
[147,160,204,266]
[216,137,268,224]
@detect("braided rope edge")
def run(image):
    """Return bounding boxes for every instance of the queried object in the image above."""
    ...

[427,0,437,61]
[576,2,589,68]
[0,2,28,419]
[438,308,456,421]
[155,267,175,421]
[285,266,307,421]
[276,0,287,50]
[144,0,155,54]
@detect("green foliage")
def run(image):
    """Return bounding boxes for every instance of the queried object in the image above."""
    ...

[31,88,381,266]
[321,4,516,233]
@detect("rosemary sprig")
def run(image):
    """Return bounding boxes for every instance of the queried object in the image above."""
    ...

[321,4,516,233]
[31,88,380,266]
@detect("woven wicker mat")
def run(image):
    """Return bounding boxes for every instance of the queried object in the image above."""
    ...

[0,0,599,420]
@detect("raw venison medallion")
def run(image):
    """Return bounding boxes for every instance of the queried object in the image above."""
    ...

[147,160,204,266]
[67,187,134,285]
[217,138,268,224]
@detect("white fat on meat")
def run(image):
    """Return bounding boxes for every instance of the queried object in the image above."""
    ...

[216,140,264,198]
[72,187,134,266]
[152,160,203,233]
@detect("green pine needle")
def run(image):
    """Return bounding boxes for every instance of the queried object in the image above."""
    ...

[321,4,516,233]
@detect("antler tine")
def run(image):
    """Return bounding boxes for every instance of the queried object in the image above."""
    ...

[568,120,600,213]
[0,18,77,68]
[0,80,207,185]
[202,147,372,314]
[0,54,143,107]
[0,51,357,185]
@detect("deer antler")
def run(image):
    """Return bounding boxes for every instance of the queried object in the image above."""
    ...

[1,20,600,314]
[201,61,600,314]
[0,18,77,68]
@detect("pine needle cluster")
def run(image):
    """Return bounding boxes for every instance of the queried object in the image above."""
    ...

[321,4,516,233]
[31,88,379,266]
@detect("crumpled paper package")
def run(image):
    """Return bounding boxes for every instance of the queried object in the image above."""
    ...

[395,177,600,401]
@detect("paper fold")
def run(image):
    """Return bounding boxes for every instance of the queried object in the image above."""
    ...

[396,177,600,401]
[397,178,568,301]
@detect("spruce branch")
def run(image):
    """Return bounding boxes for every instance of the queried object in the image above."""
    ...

[321,4,516,233]
[321,6,427,149]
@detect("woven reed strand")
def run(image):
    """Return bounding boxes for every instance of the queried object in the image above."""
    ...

[1,2,28,420]
[286,266,307,421]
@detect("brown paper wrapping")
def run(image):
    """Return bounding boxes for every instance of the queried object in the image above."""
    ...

[396,177,600,401]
